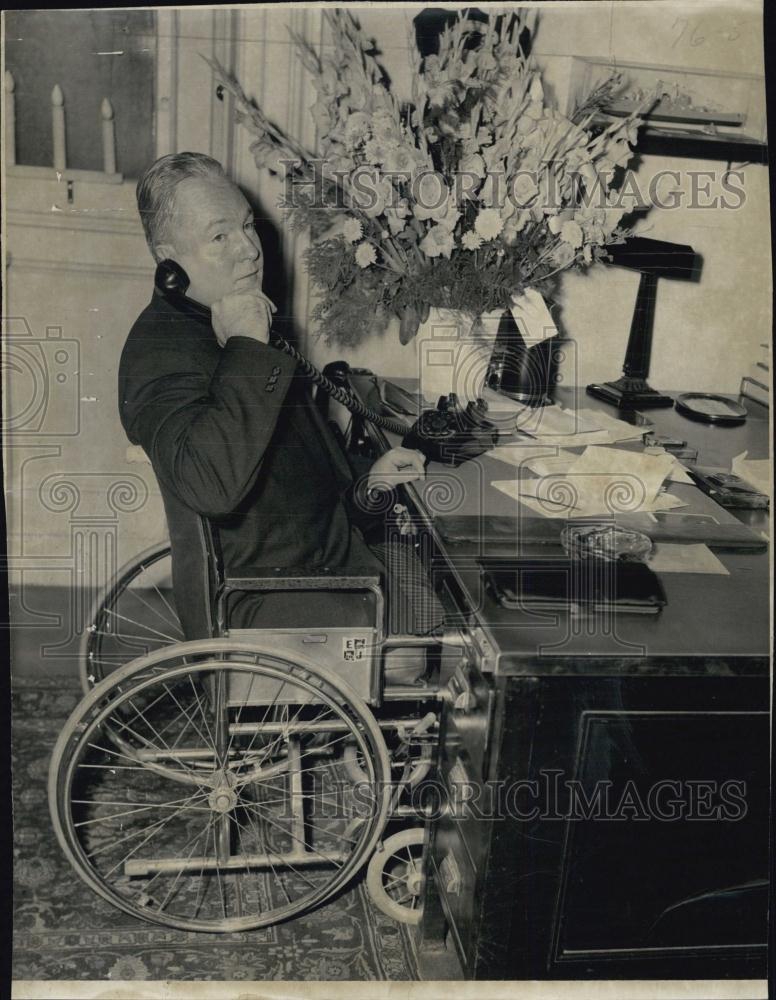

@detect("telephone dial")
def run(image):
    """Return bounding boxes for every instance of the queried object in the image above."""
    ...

[155,259,499,467]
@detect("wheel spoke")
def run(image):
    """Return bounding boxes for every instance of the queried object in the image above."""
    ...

[153,810,217,913]
[103,608,181,644]
[242,799,346,871]
[93,787,209,872]
[125,582,182,637]
[74,795,210,828]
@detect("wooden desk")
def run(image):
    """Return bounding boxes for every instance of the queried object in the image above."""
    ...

[350,378,770,980]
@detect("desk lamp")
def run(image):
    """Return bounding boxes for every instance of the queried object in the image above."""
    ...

[587,236,700,409]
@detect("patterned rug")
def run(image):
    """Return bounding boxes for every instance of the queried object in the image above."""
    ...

[12,677,419,982]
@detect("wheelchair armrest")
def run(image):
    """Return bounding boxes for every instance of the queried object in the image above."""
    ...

[215,568,384,636]
[221,568,382,593]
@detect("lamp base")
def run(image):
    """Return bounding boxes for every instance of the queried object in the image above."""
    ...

[586,377,674,410]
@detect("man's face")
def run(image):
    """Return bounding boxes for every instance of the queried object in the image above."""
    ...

[159,175,264,307]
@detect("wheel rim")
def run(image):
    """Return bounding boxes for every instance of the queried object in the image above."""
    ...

[366,828,426,925]
[80,542,182,694]
[52,643,392,932]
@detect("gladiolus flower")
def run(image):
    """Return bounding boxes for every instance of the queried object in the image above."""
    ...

[510,173,539,207]
[419,224,456,258]
[413,172,451,222]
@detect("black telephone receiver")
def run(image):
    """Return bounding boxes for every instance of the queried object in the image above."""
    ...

[154,258,498,466]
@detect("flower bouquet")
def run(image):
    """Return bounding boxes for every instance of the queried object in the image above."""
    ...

[209,8,653,351]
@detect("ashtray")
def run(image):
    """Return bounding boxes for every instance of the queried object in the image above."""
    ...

[560,524,654,563]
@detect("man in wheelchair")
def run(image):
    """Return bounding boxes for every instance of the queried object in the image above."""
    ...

[119,151,445,646]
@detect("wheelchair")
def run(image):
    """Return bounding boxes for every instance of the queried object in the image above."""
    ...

[48,525,458,933]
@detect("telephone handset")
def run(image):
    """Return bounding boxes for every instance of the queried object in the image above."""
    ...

[154,258,499,466]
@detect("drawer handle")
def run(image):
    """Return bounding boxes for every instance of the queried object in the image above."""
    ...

[440,850,461,896]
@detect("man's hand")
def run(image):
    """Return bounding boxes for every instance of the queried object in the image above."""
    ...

[367,447,426,493]
[211,290,277,347]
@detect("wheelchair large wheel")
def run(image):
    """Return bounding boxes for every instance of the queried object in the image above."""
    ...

[50,639,392,933]
[80,541,180,694]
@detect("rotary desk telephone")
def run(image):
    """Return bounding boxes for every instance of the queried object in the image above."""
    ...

[155,259,499,467]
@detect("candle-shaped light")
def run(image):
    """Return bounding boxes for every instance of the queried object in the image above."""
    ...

[51,83,66,171]
[4,71,16,166]
[101,97,116,175]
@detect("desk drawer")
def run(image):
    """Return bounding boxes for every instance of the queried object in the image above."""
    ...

[439,748,492,875]
[430,813,479,976]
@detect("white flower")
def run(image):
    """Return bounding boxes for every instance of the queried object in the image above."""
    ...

[460,152,486,179]
[510,173,539,207]
[344,112,370,146]
[474,207,504,240]
[413,172,452,222]
[462,231,483,251]
[355,242,377,268]
[385,198,411,235]
[343,217,363,243]
[550,243,576,268]
[502,209,531,244]
[560,221,584,249]
[349,167,393,219]
[364,137,396,165]
[419,224,456,259]
[608,137,633,169]
[384,143,424,178]
[548,210,574,235]
[372,111,399,142]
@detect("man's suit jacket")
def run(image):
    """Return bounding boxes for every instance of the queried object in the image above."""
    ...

[119,290,382,639]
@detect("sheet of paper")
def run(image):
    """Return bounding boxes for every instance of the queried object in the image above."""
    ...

[568,445,677,503]
[491,478,688,518]
[509,288,559,344]
[529,430,615,448]
[481,391,608,443]
[649,491,689,512]
[489,444,688,517]
[575,407,651,443]
[667,461,694,485]
[648,543,729,575]
[732,451,771,496]
[487,444,575,475]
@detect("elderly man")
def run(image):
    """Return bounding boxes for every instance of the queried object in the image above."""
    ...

[120,151,432,640]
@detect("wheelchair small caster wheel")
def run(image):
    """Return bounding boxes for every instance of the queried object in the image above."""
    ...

[366,827,426,925]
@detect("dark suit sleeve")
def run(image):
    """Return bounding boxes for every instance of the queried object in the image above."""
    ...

[301,396,392,536]
[121,333,298,518]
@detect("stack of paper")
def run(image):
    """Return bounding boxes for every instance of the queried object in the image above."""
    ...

[489,443,692,484]
[492,445,688,518]
[481,389,651,447]
[732,451,771,496]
